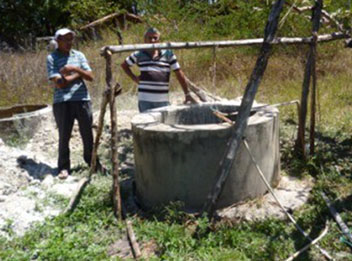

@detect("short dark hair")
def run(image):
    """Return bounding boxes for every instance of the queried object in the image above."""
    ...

[144,27,160,38]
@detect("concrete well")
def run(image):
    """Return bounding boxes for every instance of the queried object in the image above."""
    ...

[0,104,52,142]
[131,101,280,211]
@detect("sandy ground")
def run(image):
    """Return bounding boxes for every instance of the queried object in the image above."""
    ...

[0,93,313,240]
[0,95,139,238]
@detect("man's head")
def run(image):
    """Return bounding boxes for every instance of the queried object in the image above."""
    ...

[144,27,160,44]
[54,28,75,53]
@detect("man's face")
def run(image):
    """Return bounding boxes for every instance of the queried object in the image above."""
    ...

[57,33,74,53]
[144,32,160,44]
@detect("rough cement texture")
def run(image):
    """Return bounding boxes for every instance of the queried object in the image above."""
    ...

[132,101,280,210]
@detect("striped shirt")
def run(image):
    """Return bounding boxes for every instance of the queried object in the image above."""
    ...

[46,49,91,104]
[125,49,180,102]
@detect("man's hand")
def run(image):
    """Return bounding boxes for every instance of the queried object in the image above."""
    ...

[60,65,78,75]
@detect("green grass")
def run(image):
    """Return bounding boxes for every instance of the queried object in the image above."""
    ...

[1,118,352,260]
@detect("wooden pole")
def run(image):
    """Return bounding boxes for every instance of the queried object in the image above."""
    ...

[201,0,286,218]
[212,46,217,90]
[126,220,142,259]
[295,0,322,157]
[104,48,123,220]
[101,32,347,55]
[184,76,221,102]
[309,0,323,156]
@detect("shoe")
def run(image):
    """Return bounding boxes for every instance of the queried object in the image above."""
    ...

[58,169,69,179]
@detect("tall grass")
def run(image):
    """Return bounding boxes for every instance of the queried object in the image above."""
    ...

[1,27,352,132]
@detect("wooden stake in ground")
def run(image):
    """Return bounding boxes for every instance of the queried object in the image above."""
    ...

[309,0,322,156]
[201,0,286,218]
[295,0,322,157]
[126,220,142,259]
[104,48,123,220]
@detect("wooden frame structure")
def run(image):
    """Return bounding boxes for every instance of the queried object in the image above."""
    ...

[66,1,350,259]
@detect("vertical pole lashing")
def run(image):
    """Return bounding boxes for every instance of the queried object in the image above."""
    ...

[295,0,322,157]
[105,48,122,220]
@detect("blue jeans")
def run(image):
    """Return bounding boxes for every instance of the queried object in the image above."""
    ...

[138,101,170,112]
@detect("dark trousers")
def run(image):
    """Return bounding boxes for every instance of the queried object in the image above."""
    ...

[53,101,94,172]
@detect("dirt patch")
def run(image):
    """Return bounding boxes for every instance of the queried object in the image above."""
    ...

[217,175,313,222]
[0,98,138,238]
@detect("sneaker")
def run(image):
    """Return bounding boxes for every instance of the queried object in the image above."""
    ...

[58,169,69,179]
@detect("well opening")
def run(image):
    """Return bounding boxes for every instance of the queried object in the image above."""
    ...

[132,102,280,211]
[160,105,257,125]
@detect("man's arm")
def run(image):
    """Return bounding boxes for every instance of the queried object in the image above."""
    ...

[121,61,139,84]
[60,65,93,81]
[174,69,197,104]
[50,65,93,89]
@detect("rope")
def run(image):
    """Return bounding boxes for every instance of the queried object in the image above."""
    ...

[242,139,333,260]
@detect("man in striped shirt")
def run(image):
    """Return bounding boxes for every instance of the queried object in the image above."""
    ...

[46,28,103,179]
[121,27,196,112]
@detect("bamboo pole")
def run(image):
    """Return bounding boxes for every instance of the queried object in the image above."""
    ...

[201,0,286,218]
[101,32,347,54]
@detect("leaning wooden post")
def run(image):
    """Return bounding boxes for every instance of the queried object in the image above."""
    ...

[309,0,323,155]
[295,0,322,157]
[105,48,122,220]
[201,0,286,218]
[90,93,110,177]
